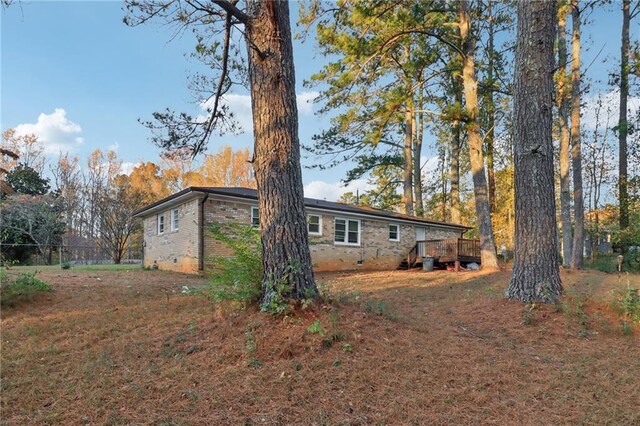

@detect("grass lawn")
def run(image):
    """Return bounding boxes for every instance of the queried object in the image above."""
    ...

[1,267,639,425]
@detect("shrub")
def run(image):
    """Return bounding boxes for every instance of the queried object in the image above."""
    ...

[307,319,324,335]
[207,223,263,308]
[613,286,640,323]
[362,298,396,320]
[260,261,303,314]
[0,271,51,307]
[61,262,72,270]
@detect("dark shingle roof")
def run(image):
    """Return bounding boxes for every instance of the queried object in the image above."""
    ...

[134,186,470,231]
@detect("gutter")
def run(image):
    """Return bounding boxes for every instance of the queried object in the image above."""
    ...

[198,193,209,271]
[134,186,471,232]
[195,191,471,232]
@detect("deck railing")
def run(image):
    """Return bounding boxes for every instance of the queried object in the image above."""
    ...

[417,238,481,261]
[406,243,419,268]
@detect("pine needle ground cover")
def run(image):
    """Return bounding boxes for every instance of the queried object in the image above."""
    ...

[1,268,638,425]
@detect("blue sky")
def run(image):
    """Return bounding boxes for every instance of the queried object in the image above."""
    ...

[1,1,636,201]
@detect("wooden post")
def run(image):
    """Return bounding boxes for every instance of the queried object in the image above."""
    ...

[455,260,461,272]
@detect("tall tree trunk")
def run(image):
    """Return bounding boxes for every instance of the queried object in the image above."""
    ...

[459,0,499,270]
[413,95,425,217]
[570,4,584,269]
[450,79,462,224]
[485,0,497,214]
[618,0,630,232]
[440,145,448,221]
[507,0,563,303]
[245,0,317,305]
[403,106,414,215]
[556,5,573,267]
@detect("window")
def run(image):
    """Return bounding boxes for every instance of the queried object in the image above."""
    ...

[157,214,165,234]
[389,224,400,241]
[251,207,259,226]
[171,208,179,231]
[308,214,322,235]
[334,218,360,246]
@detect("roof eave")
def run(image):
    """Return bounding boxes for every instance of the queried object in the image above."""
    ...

[132,188,204,218]
[133,186,471,231]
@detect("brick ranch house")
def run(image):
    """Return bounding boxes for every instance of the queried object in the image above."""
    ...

[133,187,471,273]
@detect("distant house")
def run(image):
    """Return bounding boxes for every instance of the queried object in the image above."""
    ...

[133,187,470,273]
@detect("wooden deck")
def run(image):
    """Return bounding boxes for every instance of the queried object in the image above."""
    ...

[399,238,481,269]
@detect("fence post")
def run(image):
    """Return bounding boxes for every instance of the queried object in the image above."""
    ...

[59,245,63,268]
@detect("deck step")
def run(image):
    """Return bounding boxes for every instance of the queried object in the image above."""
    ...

[397,260,422,270]
[397,260,409,270]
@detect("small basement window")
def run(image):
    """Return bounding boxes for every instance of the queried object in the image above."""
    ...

[171,208,179,231]
[251,206,259,226]
[157,214,165,234]
[308,214,322,235]
[389,224,400,241]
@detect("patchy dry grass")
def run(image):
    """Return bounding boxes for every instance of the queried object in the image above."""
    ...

[1,268,639,425]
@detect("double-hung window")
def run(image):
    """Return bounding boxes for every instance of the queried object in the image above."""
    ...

[251,207,260,226]
[389,224,400,241]
[157,214,165,234]
[171,208,179,231]
[308,214,322,235]
[334,218,360,246]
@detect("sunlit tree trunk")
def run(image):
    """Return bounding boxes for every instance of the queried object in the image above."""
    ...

[485,0,497,214]
[570,4,584,269]
[459,0,499,270]
[556,4,573,267]
[507,0,563,303]
[450,80,462,224]
[618,0,631,232]
[413,94,425,217]
[403,106,415,215]
[245,0,317,304]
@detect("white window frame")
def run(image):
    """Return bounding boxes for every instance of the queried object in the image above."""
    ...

[334,217,361,246]
[389,223,400,242]
[171,208,179,231]
[307,214,323,236]
[251,206,259,226]
[157,213,165,234]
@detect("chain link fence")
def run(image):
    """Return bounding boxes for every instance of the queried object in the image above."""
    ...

[0,243,142,267]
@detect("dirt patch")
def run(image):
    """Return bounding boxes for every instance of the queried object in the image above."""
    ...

[1,268,639,425]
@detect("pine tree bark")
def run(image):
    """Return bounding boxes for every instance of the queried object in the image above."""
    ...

[450,79,462,224]
[556,5,573,267]
[618,0,630,231]
[403,106,415,215]
[245,0,317,305]
[570,4,584,269]
[507,0,563,303]
[459,0,499,270]
[413,88,424,217]
[486,0,497,214]
[413,103,424,217]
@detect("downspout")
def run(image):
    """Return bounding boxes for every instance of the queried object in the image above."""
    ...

[199,193,209,272]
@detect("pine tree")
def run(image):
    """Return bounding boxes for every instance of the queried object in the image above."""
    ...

[507,0,563,303]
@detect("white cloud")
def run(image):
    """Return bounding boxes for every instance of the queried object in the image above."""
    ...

[119,162,140,176]
[296,91,319,115]
[200,91,319,133]
[108,142,120,152]
[420,155,440,174]
[304,178,375,202]
[582,90,640,130]
[14,108,84,155]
